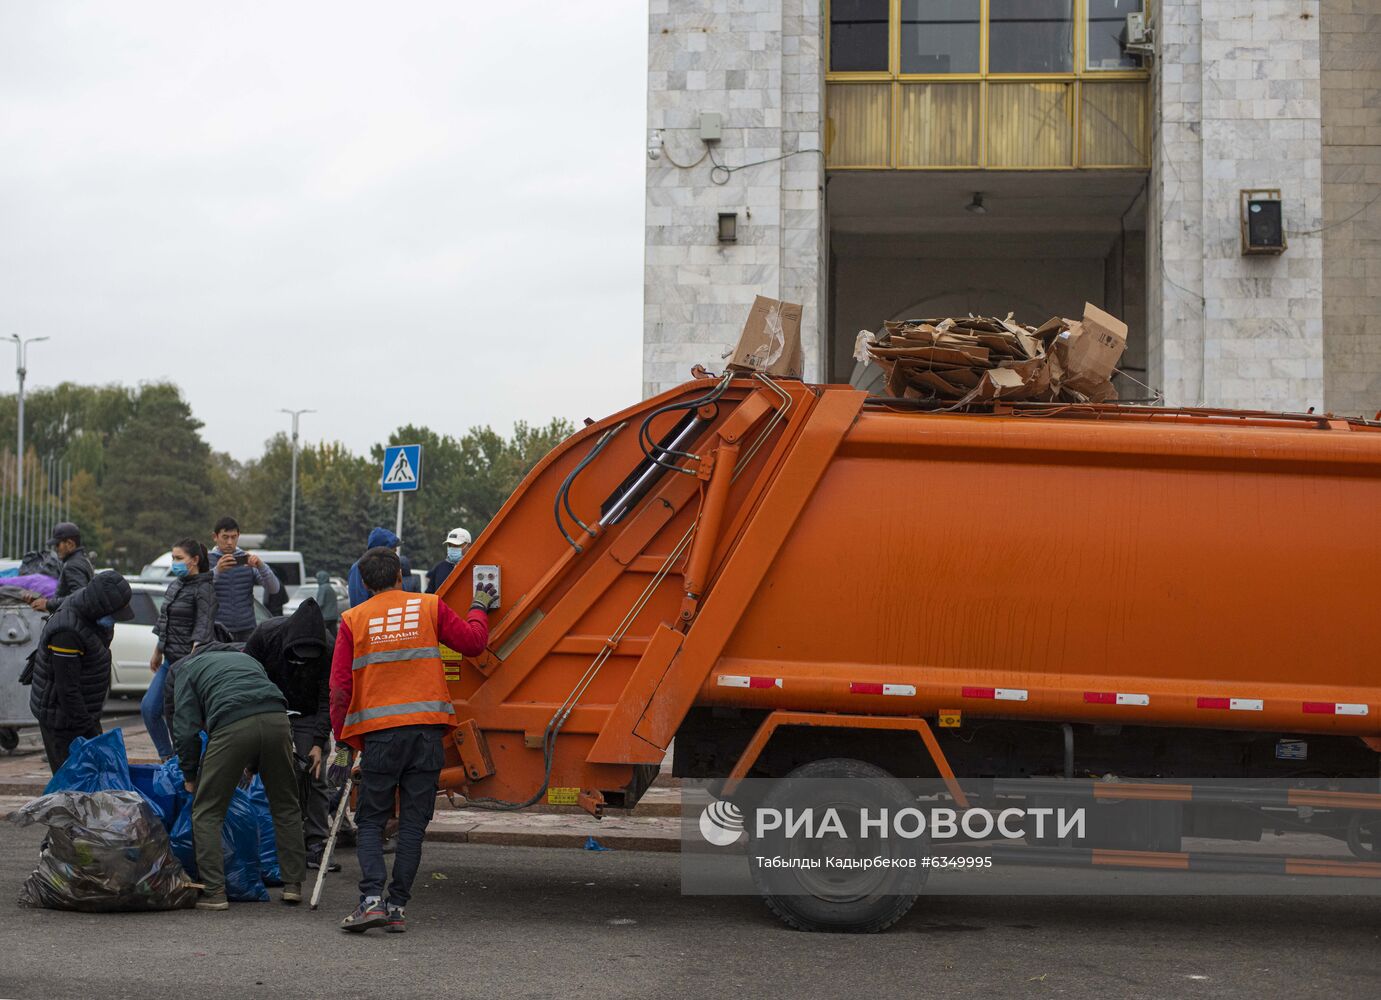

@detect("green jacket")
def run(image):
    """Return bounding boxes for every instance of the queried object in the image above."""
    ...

[172,643,288,781]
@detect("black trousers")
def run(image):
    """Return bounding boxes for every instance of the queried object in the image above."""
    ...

[355,725,445,907]
[40,721,102,775]
[289,715,330,854]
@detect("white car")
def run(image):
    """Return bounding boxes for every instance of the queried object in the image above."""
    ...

[141,549,307,607]
[108,579,271,696]
[282,577,349,616]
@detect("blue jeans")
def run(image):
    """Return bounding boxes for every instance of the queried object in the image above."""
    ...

[141,661,174,760]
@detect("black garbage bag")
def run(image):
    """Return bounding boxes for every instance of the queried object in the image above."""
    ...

[18,550,62,579]
[10,790,198,911]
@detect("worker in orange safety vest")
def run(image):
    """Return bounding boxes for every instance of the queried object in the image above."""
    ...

[328,545,496,934]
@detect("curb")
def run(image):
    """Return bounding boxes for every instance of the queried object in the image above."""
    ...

[426,826,681,853]
[0,782,45,797]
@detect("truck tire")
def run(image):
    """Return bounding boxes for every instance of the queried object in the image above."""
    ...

[748,758,927,933]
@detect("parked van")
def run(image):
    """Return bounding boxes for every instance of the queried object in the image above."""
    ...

[140,549,306,608]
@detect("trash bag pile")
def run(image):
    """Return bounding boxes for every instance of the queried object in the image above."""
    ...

[10,790,198,912]
[18,728,278,908]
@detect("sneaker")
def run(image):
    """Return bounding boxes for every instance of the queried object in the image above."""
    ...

[385,904,406,933]
[196,891,229,911]
[306,852,342,873]
[340,898,387,933]
[281,883,302,905]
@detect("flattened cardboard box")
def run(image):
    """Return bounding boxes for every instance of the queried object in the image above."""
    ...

[728,295,803,378]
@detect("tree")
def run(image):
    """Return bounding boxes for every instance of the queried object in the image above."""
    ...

[262,441,390,576]
[370,418,573,569]
[0,382,137,477]
[100,384,213,571]
[65,469,109,561]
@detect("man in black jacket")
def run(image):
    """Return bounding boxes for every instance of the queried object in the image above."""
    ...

[27,571,133,773]
[244,598,335,868]
[27,522,94,615]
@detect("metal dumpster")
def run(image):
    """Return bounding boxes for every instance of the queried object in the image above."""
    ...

[0,594,44,752]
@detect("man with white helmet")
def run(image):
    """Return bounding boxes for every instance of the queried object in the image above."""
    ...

[426,527,471,594]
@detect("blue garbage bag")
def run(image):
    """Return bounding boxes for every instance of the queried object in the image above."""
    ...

[220,785,270,901]
[163,757,269,902]
[129,761,181,827]
[44,730,133,795]
[44,728,270,902]
[246,776,283,886]
[158,757,197,875]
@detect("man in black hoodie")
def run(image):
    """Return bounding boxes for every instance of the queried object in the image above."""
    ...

[244,598,335,867]
[28,571,134,772]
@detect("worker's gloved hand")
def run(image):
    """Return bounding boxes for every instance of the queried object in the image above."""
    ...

[470,582,500,613]
[327,747,354,787]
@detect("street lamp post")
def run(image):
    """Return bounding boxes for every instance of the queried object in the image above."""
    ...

[8,334,50,506]
[280,408,315,552]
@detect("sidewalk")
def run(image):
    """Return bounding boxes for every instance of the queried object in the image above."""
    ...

[0,703,684,853]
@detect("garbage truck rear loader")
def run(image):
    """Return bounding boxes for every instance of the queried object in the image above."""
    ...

[433,374,1381,930]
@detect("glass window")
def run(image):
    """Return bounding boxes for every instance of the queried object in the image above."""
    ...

[830,0,890,72]
[988,0,1073,73]
[1087,0,1144,69]
[900,0,981,74]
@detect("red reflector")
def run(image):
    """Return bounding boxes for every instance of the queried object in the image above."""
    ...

[962,687,995,699]
[1197,697,1230,710]
[1084,692,1116,704]
[1302,702,1335,714]
[849,682,884,695]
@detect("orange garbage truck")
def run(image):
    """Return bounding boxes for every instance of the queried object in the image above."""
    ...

[433,373,1381,929]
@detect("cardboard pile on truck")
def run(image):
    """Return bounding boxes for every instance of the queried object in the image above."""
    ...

[854,303,1129,405]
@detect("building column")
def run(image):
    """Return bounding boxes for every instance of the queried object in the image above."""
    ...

[1149,0,1325,411]
[644,0,825,399]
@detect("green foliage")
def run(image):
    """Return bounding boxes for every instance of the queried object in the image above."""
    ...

[99,384,213,572]
[0,382,573,577]
[0,382,137,478]
[65,469,108,557]
[369,418,574,571]
[262,441,391,576]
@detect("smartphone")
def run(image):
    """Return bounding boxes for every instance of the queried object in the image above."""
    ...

[232,553,250,566]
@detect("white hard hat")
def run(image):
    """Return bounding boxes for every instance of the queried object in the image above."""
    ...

[445,527,472,547]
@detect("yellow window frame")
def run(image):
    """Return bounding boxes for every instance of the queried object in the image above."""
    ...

[824,0,1151,170]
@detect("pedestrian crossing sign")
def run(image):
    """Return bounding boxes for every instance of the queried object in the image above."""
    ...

[381,444,422,493]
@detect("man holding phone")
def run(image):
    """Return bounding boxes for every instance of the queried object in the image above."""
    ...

[209,516,281,642]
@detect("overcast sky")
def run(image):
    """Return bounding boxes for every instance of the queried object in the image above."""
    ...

[0,2,646,460]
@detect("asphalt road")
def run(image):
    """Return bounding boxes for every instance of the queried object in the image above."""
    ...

[1,824,1379,1000]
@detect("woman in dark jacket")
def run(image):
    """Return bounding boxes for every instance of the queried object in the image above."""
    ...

[142,538,217,759]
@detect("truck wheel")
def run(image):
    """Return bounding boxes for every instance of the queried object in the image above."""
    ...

[1347,813,1381,861]
[748,758,927,933]
[0,728,17,753]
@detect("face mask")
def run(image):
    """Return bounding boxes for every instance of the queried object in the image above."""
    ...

[96,615,115,628]
[446,546,465,564]
[169,562,190,578]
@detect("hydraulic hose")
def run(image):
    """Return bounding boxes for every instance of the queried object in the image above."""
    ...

[553,422,623,551]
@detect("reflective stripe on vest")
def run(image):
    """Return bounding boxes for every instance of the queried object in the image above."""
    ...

[344,699,456,728]
[340,590,454,742]
[352,646,443,671]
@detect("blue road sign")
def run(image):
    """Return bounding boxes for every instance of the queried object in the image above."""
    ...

[381,444,422,493]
